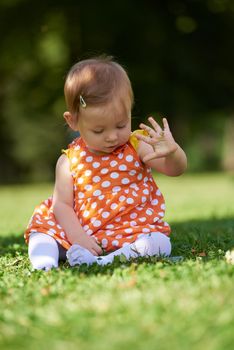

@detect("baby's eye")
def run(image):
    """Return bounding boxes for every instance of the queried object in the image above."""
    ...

[93,130,103,134]
[117,124,126,129]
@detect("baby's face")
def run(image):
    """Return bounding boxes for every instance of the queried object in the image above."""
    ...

[77,101,132,155]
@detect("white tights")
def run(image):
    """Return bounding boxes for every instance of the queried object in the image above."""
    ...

[28,232,171,270]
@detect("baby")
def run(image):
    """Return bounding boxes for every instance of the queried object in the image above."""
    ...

[25,56,187,270]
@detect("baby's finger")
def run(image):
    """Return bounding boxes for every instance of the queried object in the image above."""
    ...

[162,118,170,131]
[136,133,155,145]
[139,123,156,138]
[148,117,162,134]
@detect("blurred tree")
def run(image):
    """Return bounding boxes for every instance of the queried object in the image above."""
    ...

[0,0,234,182]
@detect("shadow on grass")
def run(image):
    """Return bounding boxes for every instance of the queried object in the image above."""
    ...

[0,217,233,274]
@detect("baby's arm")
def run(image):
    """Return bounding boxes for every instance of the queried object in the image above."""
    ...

[137,117,187,176]
[52,154,102,256]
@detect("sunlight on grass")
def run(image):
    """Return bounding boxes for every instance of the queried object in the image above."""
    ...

[0,173,233,350]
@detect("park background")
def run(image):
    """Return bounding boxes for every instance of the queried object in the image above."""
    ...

[0,0,234,182]
[0,1,234,350]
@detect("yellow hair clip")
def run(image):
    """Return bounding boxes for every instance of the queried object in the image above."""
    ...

[80,95,87,108]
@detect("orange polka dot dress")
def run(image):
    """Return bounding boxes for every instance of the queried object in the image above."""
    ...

[25,131,171,252]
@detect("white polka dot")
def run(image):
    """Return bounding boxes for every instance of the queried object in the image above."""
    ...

[126,198,134,204]
[119,206,126,212]
[132,191,138,197]
[139,217,146,222]
[102,211,110,218]
[115,217,121,222]
[101,238,108,248]
[102,156,109,161]
[93,162,100,168]
[130,212,137,219]
[144,177,149,183]
[141,196,147,203]
[118,196,126,204]
[110,160,118,167]
[93,190,102,196]
[124,189,130,194]
[161,204,166,210]
[113,186,121,192]
[80,203,85,211]
[130,221,137,226]
[71,157,78,164]
[80,151,86,157]
[119,164,127,171]
[125,228,133,233]
[36,220,43,225]
[91,202,97,209]
[83,225,89,231]
[116,234,123,239]
[112,240,119,246]
[129,182,138,189]
[101,168,109,174]
[93,176,101,183]
[129,170,136,176]
[122,242,130,247]
[85,184,92,191]
[101,181,111,188]
[84,170,92,176]
[47,221,55,226]
[126,155,133,162]
[143,189,149,195]
[118,153,124,159]
[146,209,153,216]
[93,220,102,227]
[106,230,114,235]
[74,145,80,150]
[78,192,85,199]
[153,217,159,222]
[111,203,118,210]
[156,189,161,196]
[136,206,143,211]
[142,228,150,233]
[83,210,90,218]
[47,228,56,235]
[122,178,130,185]
[98,195,105,200]
[135,161,140,167]
[106,224,114,229]
[110,172,119,179]
[151,199,158,206]
[60,232,66,238]
[86,229,93,235]
[78,178,84,184]
[158,212,164,217]
[86,156,93,162]
[137,174,143,180]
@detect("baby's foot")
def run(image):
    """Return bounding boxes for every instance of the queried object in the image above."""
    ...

[96,256,112,266]
[66,244,97,266]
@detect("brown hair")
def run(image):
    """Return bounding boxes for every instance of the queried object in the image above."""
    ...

[64,55,134,116]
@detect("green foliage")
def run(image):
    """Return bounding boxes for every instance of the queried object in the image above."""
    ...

[1,0,234,181]
[0,173,233,349]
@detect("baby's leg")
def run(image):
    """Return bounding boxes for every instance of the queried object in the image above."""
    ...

[28,232,60,271]
[97,232,171,265]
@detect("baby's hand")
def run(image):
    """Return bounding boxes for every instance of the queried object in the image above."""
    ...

[137,117,178,162]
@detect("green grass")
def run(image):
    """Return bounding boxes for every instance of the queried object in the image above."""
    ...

[0,173,234,350]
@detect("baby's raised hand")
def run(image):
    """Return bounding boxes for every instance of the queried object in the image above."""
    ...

[137,117,178,162]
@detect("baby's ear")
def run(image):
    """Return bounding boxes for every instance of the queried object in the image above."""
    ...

[63,111,78,130]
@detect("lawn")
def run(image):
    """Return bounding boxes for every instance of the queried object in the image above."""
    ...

[0,173,233,350]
